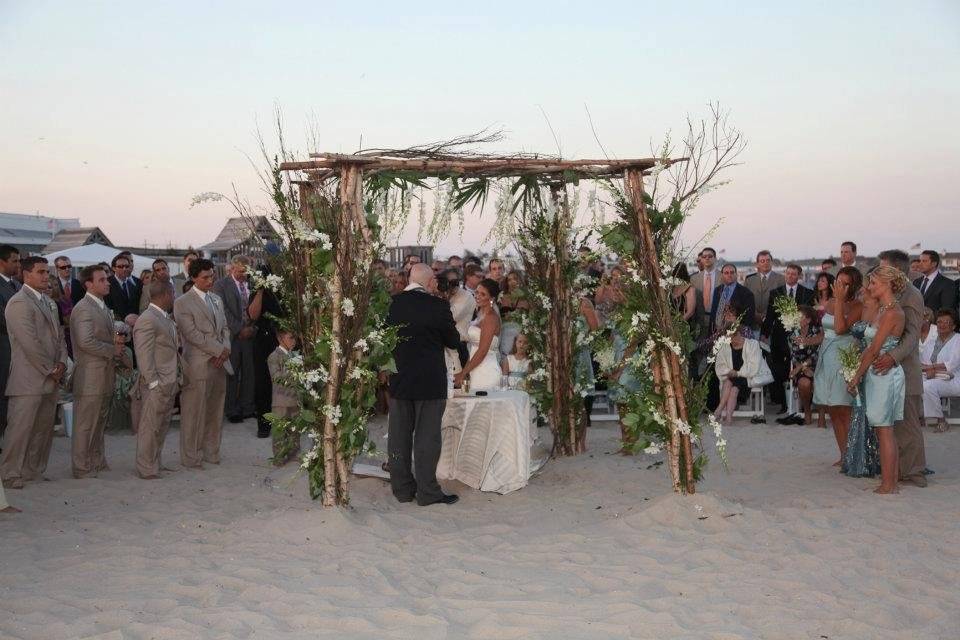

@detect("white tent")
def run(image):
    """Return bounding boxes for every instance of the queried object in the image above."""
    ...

[42,243,158,274]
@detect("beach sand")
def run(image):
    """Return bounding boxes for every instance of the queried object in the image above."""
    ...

[1,415,958,639]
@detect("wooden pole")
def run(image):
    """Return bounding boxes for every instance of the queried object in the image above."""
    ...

[623,168,695,494]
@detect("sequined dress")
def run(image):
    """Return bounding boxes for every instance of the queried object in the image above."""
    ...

[842,322,880,478]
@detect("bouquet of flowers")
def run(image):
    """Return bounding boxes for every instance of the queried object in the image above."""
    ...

[838,342,862,396]
[773,294,801,332]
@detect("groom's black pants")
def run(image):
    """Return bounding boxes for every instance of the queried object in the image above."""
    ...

[388,398,446,505]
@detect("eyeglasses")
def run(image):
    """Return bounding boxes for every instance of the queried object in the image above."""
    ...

[57,265,71,270]
[115,263,131,269]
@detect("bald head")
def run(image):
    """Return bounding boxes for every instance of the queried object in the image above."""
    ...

[409,263,435,288]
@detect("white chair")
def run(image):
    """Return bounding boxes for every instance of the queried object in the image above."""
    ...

[733,386,766,422]
[588,390,619,422]
[941,397,960,425]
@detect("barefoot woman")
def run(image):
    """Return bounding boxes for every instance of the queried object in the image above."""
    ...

[813,266,863,465]
[845,266,906,493]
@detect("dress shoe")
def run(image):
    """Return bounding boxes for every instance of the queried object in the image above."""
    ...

[138,474,161,480]
[419,493,459,506]
[396,494,416,503]
[227,415,244,424]
[256,428,271,439]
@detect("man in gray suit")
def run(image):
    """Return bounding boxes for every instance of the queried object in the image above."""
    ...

[0,244,22,444]
[873,249,927,487]
[0,257,67,489]
[744,250,786,327]
[212,255,256,422]
[133,282,181,479]
[171,250,198,297]
[70,265,128,479]
[174,258,232,468]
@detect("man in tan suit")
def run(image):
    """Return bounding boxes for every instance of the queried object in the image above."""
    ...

[133,281,182,479]
[70,265,128,479]
[0,257,67,489]
[874,249,927,487]
[690,247,721,335]
[174,258,231,468]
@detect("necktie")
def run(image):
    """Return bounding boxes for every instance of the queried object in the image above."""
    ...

[703,272,712,310]
[123,279,131,301]
[205,294,217,317]
[64,280,71,298]
[789,287,795,300]
[920,277,929,295]
[239,281,249,307]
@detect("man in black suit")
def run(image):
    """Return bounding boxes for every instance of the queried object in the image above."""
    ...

[914,250,958,314]
[762,264,814,417]
[106,253,141,325]
[0,244,22,443]
[709,264,756,334]
[386,263,461,506]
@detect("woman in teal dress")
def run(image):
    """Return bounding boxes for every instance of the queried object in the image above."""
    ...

[845,266,907,494]
[813,267,864,466]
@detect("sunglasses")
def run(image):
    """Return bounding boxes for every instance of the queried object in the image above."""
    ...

[57,265,72,270]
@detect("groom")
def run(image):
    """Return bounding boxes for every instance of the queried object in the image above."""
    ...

[386,263,462,506]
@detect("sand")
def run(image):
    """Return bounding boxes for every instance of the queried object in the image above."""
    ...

[1,414,958,640]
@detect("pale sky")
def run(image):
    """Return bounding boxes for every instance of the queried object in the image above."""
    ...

[2,1,958,261]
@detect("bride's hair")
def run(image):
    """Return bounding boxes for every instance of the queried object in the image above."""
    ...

[870,265,907,294]
[478,278,501,303]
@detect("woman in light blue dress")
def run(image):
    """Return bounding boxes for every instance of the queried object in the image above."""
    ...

[813,267,864,466]
[845,266,907,494]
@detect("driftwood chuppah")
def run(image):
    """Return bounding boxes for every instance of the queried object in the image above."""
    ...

[277,149,700,501]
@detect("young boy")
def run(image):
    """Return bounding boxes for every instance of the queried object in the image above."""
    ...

[267,329,301,465]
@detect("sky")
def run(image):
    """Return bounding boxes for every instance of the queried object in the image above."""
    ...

[1,0,958,261]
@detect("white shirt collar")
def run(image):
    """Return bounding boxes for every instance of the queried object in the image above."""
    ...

[192,285,208,301]
[22,283,43,301]
[925,270,940,281]
[84,292,106,309]
[278,345,290,355]
[404,283,426,292]
[0,273,11,284]
[149,303,169,318]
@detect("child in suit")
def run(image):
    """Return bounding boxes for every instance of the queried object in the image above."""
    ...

[267,330,301,465]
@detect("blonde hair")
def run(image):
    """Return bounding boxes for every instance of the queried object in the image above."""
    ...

[869,265,908,294]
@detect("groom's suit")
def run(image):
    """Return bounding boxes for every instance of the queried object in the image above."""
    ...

[386,286,460,504]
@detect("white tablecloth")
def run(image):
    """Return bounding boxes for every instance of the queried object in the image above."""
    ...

[436,390,537,494]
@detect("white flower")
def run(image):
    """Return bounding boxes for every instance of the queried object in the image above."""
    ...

[348,367,364,380]
[341,298,355,317]
[354,338,369,353]
[190,191,223,207]
[643,444,661,455]
[322,404,342,425]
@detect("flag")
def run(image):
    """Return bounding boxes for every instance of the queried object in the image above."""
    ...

[909,242,921,250]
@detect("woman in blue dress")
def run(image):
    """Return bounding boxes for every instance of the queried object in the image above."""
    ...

[845,266,907,494]
[813,267,864,466]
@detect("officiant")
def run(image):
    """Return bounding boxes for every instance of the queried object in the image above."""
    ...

[761,264,814,414]
[386,263,462,506]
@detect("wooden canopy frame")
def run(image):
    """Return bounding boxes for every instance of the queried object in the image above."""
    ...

[278,151,698,499]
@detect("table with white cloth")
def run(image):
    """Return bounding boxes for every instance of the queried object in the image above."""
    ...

[436,389,541,494]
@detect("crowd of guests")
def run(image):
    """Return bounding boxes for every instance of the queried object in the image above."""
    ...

[0,245,294,513]
[2,238,956,512]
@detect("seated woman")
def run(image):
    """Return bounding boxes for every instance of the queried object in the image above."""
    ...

[780,305,822,425]
[713,302,763,425]
[454,278,502,391]
[921,308,960,432]
[501,333,531,389]
[919,306,936,350]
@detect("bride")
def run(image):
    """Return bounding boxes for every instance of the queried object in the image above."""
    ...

[454,278,502,391]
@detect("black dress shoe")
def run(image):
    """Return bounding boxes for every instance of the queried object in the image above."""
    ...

[227,415,243,424]
[396,494,416,503]
[256,428,271,439]
[419,493,459,506]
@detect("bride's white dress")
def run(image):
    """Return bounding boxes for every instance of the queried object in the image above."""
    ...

[467,322,501,390]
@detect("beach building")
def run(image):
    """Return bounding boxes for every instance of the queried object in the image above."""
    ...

[0,211,82,255]
[43,226,114,254]
[201,216,279,266]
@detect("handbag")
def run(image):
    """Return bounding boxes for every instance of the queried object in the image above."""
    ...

[748,355,774,388]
